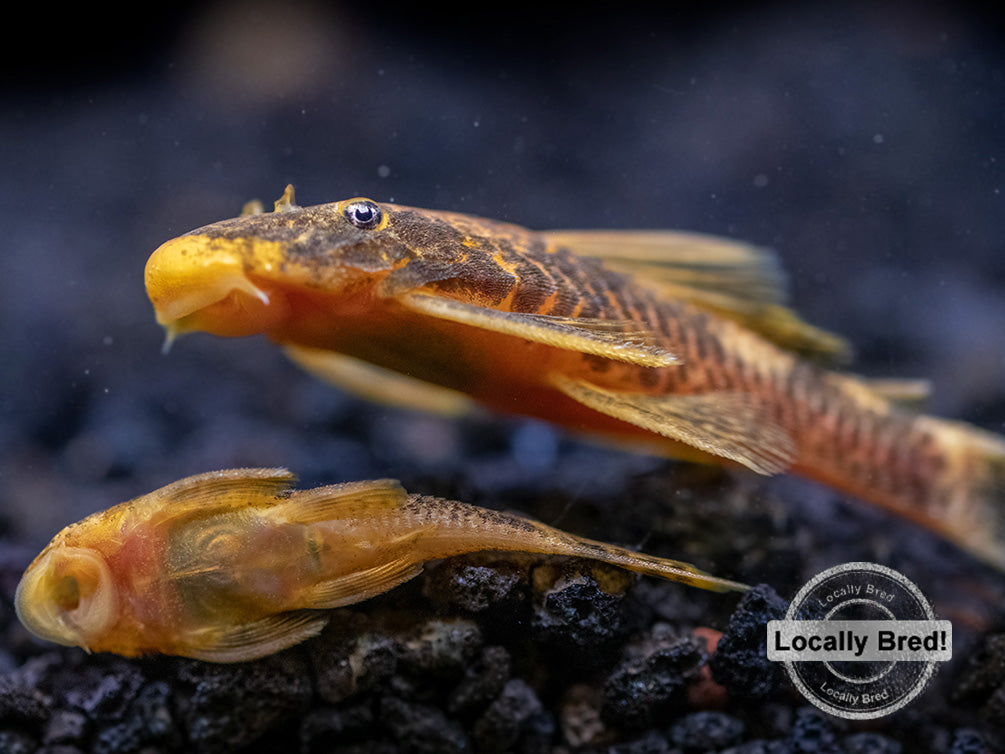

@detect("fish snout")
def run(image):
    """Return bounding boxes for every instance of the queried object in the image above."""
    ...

[144,235,288,341]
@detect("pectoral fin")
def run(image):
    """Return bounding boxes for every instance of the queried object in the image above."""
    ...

[143,468,296,528]
[398,291,678,367]
[284,344,475,417]
[552,376,794,475]
[183,611,328,662]
[300,557,425,609]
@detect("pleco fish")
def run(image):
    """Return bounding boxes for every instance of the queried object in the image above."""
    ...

[15,468,746,661]
[145,186,1005,569]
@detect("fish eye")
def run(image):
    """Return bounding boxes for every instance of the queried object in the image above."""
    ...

[15,547,117,649]
[341,199,385,230]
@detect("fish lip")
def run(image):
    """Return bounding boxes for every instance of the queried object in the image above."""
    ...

[151,274,271,327]
[14,551,75,648]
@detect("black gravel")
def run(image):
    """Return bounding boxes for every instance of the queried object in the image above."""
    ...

[2,3,1005,752]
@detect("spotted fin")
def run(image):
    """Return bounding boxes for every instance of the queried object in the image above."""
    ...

[552,375,795,475]
[544,230,850,363]
[183,611,328,663]
[284,344,475,417]
[398,291,678,367]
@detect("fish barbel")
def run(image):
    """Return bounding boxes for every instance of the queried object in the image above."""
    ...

[15,468,746,661]
[144,186,1005,569]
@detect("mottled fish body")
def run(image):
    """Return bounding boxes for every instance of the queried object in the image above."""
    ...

[144,187,1005,568]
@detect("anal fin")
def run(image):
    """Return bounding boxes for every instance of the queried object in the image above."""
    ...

[552,375,794,475]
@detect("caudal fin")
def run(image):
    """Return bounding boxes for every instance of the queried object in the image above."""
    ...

[924,418,1005,571]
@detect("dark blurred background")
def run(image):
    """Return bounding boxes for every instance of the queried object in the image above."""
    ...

[1,0,1003,554]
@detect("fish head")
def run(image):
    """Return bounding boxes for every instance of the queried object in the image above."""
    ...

[144,186,412,345]
[15,544,118,651]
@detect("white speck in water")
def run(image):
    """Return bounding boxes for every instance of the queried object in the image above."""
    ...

[377,164,391,178]
[102,335,113,346]
[873,133,884,144]
[753,173,769,188]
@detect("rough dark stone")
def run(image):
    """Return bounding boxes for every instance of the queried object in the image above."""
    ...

[786,707,843,754]
[90,680,178,754]
[380,695,469,754]
[670,710,745,752]
[720,742,789,754]
[601,730,673,753]
[448,644,511,714]
[472,678,544,753]
[43,709,88,745]
[842,732,903,754]
[311,620,398,704]
[299,704,378,754]
[948,728,994,754]
[61,659,145,721]
[602,624,706,729]
[397,618,483,677]
[953,632,1005,747]
[424,554,529,615]
[532,563,633,658]
[0,672,51,727]
[0,729,38,754]
[710,585,788,701]
[175,654,313,754]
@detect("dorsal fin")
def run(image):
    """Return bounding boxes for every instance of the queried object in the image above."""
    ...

[544,230,851,364]
[282,479,409,524]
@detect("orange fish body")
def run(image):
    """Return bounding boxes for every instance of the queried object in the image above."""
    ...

[14,469,744,661]
[144,187,1005,569]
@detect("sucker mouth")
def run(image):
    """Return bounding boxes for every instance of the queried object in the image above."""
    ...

[153,274,271,328]
[159,282,287,350]
[144,233,287,344]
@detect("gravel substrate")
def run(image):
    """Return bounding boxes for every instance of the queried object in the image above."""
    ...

[2,4,1003,752]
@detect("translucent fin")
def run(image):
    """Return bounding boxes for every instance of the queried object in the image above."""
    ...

[299,557,425,609]
[398,291,678,367]
[924,420,1005,571]
[552,375,795,475]
[284,344,475,417]
[544,230,850,363]
[241,199,265,216]
[544,230,788,306]
[861,377,932,409]
[184,611,328,663]
[273,184,299,213]
[138,468,296,527]
[282,479,408,524]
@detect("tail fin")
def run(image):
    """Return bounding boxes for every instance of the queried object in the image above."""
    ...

[924,418,1005,571]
